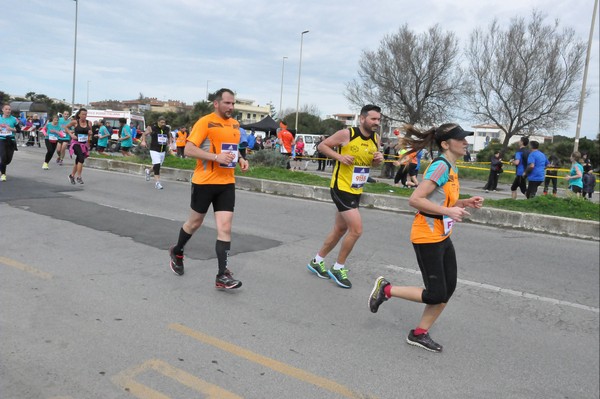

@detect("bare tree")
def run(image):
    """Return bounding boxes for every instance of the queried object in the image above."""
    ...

[279,104,322,120]
[464,11,586,152]
[345,24,463,126]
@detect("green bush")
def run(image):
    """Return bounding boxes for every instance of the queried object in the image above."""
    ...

[131,144,150,160]
[475,142,504,162]
[248,150,288,168]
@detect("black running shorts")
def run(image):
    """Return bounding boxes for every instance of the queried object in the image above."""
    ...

[190,183,235,214]
[330,187,361,212]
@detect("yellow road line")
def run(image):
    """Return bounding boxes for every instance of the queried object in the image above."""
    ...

[169,323,371,399]
[0,256,52,280]
[111,359,241,399]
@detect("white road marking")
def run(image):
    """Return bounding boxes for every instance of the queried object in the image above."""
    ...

[385,265,599,313]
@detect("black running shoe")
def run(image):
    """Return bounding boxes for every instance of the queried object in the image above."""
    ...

[76,177,84,184]
[68,174,76,185]
[216,271,242,289]
[169,245,184,276]
[406,330,443,353]
[369,276,390,313]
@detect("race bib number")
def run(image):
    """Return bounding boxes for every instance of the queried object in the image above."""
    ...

[157,133,167,144]
[351,166,370,188]
[77,134,88,143]
[219,143,239,168]
[443,215,455,235]
[0,126,10,136]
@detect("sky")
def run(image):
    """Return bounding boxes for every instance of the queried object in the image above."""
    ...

[3,0,599,139]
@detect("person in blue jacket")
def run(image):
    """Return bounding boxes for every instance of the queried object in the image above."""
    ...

[524,141,548,199]
[510,137,529,199]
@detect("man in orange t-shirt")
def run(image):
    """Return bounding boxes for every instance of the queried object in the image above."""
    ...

[277,120,294,169]
[175,126,188,158]
[168,88,249,290]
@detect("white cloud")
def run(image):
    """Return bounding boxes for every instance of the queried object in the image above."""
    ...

[2,0,597,138]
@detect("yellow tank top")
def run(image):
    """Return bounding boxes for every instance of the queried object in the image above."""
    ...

[330,127,378,194]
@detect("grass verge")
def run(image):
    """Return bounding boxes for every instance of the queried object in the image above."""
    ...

[90,154,599,222]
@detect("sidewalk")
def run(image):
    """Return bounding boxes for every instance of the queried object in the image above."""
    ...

[83,156,599,241]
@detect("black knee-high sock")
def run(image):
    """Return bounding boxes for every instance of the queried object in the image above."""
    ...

[174,228,192,254]
[216,240,230,275]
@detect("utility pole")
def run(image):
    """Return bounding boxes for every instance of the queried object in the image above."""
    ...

[574,0,598,152]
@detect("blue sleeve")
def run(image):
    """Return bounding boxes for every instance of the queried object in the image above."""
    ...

[515,151,522,163]
[424,160,450,186]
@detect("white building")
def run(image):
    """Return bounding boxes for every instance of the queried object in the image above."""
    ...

[329,113,357,127]
[235,99,270,125]
[468,124,550,153]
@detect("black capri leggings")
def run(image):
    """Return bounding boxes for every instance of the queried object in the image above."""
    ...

[73,143,86,164]
[44,140,58,163]
[0,139,16,174]
[413,238,457,304]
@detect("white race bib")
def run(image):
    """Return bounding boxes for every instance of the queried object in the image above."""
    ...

[77,134,88,143]
[157,134,167,144]
[351,166,370,188]
[0,127,10,136]
[443,215,455,235]
[219,143,239,168]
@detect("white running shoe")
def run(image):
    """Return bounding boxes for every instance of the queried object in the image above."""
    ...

[155,181,163,190]
[145,168,151,181]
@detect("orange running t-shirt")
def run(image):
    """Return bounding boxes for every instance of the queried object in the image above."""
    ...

[176,130,187,147]
[410,157,460,244]
[278,129,294,154]
[188,113,241,185]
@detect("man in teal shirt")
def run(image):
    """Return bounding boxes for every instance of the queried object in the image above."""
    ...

[118,117,133,156]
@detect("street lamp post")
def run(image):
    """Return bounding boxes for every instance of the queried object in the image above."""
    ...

[205,80,211,101]
[71,0,79,112]
[279,56,288,119]
[573,0,598,152]
[295,30,309,133]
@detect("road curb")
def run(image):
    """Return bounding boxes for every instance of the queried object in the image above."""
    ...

[86,157,600,241]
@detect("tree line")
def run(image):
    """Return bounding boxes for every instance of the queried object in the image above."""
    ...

[1,90,346,138]
[346,10,593,154]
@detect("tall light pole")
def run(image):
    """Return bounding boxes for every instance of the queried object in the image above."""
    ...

[279,56,288,119]
[574,0,598,152]
[71,0,79,112]
[205,80,211,101]
[295,30,309,133]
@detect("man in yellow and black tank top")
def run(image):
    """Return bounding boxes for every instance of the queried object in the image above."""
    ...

[306,105,383,289]
[330,126,380,194]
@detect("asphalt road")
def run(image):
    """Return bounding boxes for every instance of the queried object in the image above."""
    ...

[1,148,599,399]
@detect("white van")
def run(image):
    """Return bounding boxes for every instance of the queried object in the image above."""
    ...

[295,134,321,157]
[80,109,146,135]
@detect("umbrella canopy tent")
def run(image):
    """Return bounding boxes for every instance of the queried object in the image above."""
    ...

[10,101,49,123]
[10,101,49,113]
[240,115,279,136]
